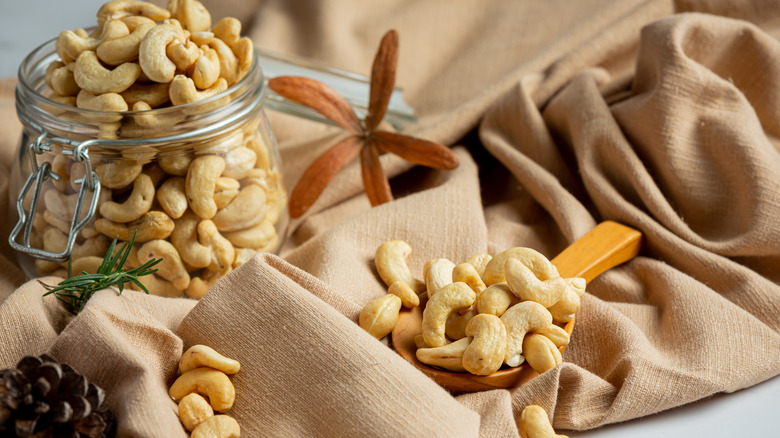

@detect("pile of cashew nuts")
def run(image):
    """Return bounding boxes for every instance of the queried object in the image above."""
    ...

[30,0,287,298]
[47,0,253,115]
[169,345,242,437]
[359,240,586,376]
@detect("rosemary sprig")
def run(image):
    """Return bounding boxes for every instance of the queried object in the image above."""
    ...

[41,231,162,314]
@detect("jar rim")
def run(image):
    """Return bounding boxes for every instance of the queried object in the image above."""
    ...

[17,35,265,117]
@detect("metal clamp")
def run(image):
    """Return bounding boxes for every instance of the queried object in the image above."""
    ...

[8,132,101,262]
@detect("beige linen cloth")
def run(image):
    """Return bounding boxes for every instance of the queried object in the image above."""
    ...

[1,0,779,436]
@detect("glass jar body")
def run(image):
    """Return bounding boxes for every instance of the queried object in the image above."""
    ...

[10,37,288,299]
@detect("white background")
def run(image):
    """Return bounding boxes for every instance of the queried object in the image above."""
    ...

[0,2,778,436]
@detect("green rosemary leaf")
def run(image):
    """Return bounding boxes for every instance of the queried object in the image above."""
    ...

[39,231,162,314]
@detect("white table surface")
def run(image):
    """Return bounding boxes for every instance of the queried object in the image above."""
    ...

[1,2,778,437]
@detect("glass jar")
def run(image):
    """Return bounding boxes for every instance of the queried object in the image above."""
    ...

[9,36,288,299]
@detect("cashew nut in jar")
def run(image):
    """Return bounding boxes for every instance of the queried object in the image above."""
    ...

[96,22,155,66]
[73,50,140,94]
[98,173,155,222]
[212,184,266,232]
[197,220,235,272]
[156,177,188,219]
[171,211,211,268]
[359,294,402,339]
[500,301,553,367]
[223,219,275,249]
[168,0,212,32]
[95,211,175,243]
[211,17,241,46]
[137,22,181,83]
[186,155,226,219]
[169,367,235,411]
[421,282,476,348]
[95,160,143,189]
[482,247,559,286]
[138,239,190,290]
[169,75,228,106]
[97,0,171,26]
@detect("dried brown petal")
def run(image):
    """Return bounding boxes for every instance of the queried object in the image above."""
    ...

[365,30,398,132]
[268,76,363,134]
[360,142,393,206]
[372,131,459,170]
[289,135,364,218]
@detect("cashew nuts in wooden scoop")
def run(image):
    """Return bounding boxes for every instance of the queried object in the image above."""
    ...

[391,221,642,393]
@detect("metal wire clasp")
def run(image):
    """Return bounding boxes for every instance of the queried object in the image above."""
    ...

[8,133,102,262]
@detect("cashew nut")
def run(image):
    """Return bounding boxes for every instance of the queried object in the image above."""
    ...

[180,345,241,374]
[99,173,155,222]
[213,177,240,209]
[75,47,140,93]
[523,334,562,374]
[97,1,171,26]
[416,337,471,373]
[36,228,68,273]
[374,240,425,293]
[197,129,244,155]
[421,282,476,348]
[121,82,171,109]
[212,184,266,232]
[138,23,181,83]
[445,306,478,341]
[483,247,559,286]
[168,0,212,32]
[169,367,235,411]
[465,253,492,280]
[186,155,225,219]
[208,39,238,85]
[156,177,188,219]
[191,45,220,89]
[138,239,190,290]
[96,22,155,65]
[72,235,111,261]
[359,294,402,339]
[171,211,211,268]
[387,280,419,308]
[167,40,200,71]
[231,37,253,82]
[475,283,519,317]
[191,415,240,438]
[169,75,228,106]
[71,256,105,275]
[198,220,235,272]
[121,15,156,31]
[50,153,71,192]
[452,262,486,295]
[462,314,507,375]
[519,405,568,438]
[76,89,128,122]
[548,277,586,323]
[190,31,214,46]
[505,258,569,308]
[45,62,80,97]
[222,147,257,180]
[95,160,143,189]
[178,393,214,432]
[211,17,241,46]
[58,20,129,62]
[95,210,175,242]
[500,301,553,367]
[537,325,570,349]
[158,154,193,176]
[186,268,226,299]
[223,219,275,249]
[233,248,257,268]
[244,136,270,171]
[425,258,456,298]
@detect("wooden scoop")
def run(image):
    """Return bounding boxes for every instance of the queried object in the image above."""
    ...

[391,221,643,393]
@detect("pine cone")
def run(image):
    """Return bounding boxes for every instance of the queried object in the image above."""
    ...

[0,355,116,438]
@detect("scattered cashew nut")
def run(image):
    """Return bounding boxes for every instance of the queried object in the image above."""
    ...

[374,240,425,294]
[519,405,568,438]
[416,337,471,373]
[180,344,241,374]
[169,367,235,411]
[359,294,402,339]
[178,393,214,432]
[191,415,240,438]
[387,280,420,308]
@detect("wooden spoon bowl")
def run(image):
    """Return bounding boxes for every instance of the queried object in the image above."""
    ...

[391,221,643,393]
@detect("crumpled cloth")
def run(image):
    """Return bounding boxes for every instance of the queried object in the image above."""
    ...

[1,1,779,436]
